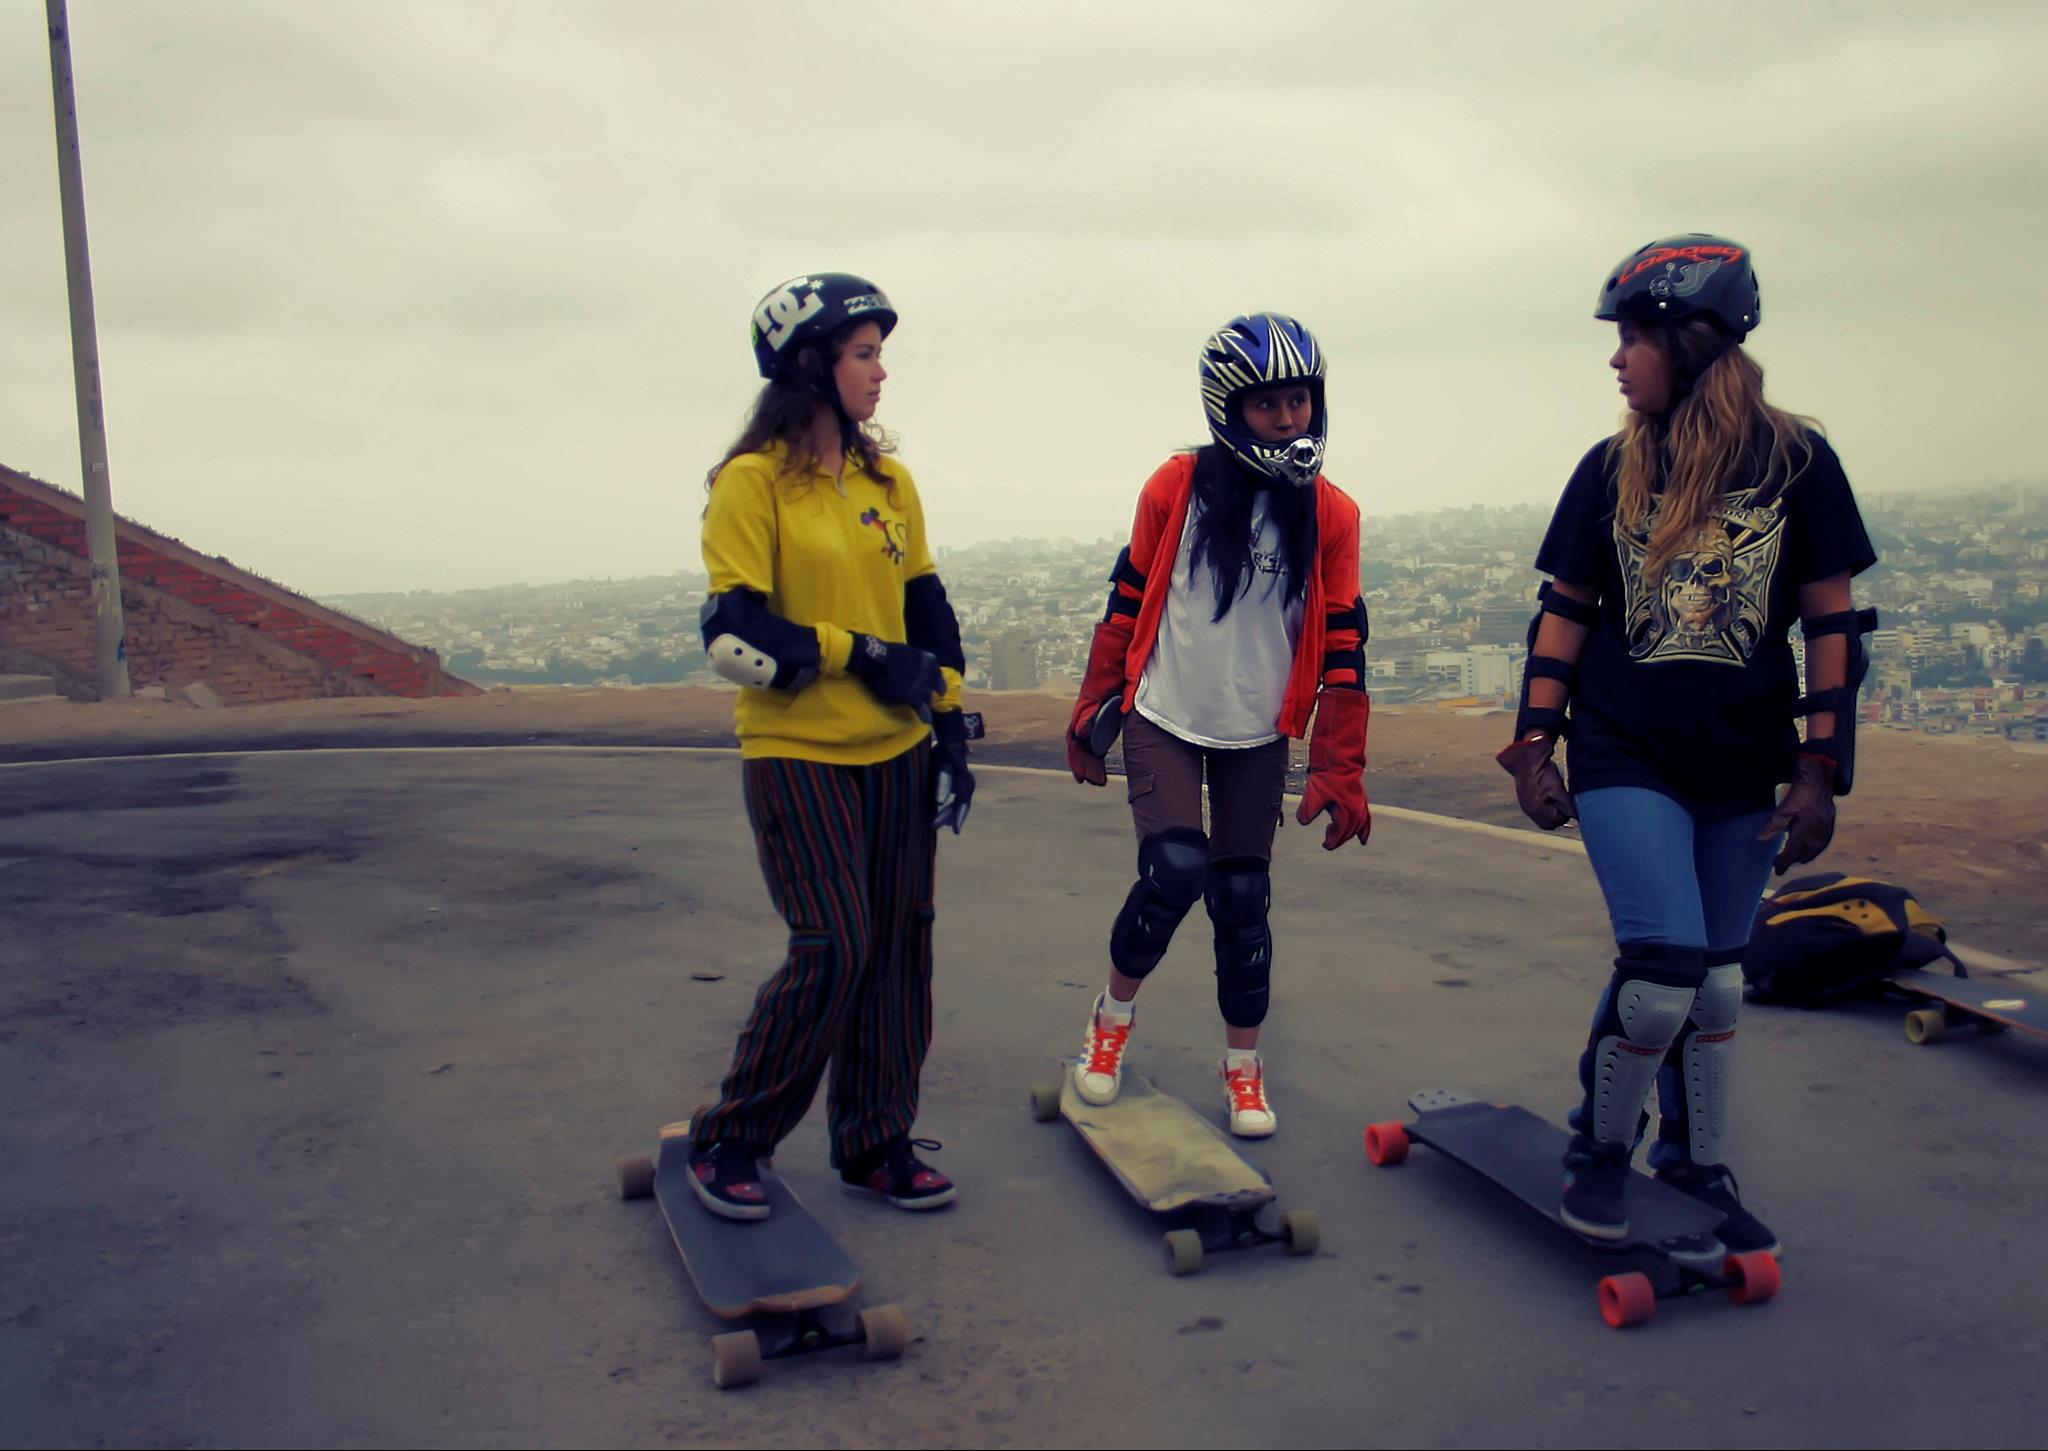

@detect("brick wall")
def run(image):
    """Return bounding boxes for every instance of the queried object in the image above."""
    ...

[0,464,476,703]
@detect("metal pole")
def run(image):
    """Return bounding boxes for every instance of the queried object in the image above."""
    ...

[46,0,129,698]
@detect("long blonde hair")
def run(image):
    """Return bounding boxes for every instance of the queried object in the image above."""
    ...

[1609,319,1818,583]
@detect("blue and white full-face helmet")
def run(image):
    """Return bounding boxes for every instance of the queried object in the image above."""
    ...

[1198,313,1327,488]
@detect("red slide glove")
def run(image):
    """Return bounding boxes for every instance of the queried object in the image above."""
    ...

[1296,689,1371,850]
[1067,621,1127,787]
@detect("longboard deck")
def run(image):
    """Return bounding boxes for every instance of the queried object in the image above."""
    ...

[651,1122,858,1318]
[1060,1069,1272,1213]
[1892,969,2048,1037]
[1403,1092,1724,1255]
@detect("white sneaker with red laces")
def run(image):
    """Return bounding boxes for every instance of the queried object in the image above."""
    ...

[1074,994,1134,1106]
[1222,1054,1277,1138]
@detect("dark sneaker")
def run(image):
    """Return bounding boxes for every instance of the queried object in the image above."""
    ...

[1559,1135,1632,1241]
[840,1136,957,1211]
[1656,1162,1781,1256]
[687,1139,770,1222]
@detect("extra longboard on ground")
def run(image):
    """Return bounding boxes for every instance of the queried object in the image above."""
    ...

[616,1121,911,1389]
[1891,968,2048,1047]
[1363,1090,1780,1328]
[1031,1066,1318,1274]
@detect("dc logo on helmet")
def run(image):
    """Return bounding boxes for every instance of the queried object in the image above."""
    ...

[753,278,826,354]
[747,271,899,381]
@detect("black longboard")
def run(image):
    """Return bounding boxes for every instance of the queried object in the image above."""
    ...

[616,1121,910,1388]
[1363,1091,1781,1328]
[1892,968,2048,1046]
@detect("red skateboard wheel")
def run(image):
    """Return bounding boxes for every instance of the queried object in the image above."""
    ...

[1364,1121,1410,1167]
[1598,1271,1657,1328]
[1725,1250,1782,1305]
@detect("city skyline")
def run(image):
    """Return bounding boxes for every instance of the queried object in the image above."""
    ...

[324,480,2048,748]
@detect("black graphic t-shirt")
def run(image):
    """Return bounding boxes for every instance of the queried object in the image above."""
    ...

[1535,429,1877,812]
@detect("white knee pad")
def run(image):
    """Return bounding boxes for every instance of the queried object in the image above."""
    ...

[1589,978,1695,1144]
[1679,965,1742,1165]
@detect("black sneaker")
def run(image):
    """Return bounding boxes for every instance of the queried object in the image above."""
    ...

[687,1139,770,1222]
[840,1136,957,1211]
[1559,1135,1631,1241]
[1656,1162,1781,1256]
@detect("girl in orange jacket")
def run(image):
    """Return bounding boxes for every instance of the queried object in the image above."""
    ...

[1066,312,1370,1137]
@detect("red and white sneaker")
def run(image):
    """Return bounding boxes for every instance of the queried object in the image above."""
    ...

[1074,994,1134,1106]
[1222,1056,1277,1138]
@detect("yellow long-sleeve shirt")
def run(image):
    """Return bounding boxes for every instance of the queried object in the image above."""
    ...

[701,442,962,764]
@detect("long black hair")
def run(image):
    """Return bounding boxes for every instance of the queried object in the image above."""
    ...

[1186,444,1318,622]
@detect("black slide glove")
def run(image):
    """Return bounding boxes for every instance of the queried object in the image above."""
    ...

[846,633,943,709]
[931,710,978,835]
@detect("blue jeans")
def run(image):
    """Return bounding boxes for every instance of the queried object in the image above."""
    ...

[1574,788,1779,954]
[1573,788,1781,1165]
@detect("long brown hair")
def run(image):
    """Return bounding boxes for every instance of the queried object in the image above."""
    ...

[1609,319,1819,582]
[703,322,898,506]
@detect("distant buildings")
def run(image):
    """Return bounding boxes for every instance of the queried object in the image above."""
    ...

[320,483,2048,747]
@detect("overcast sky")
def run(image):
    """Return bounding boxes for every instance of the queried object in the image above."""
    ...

[3,1,2043,595]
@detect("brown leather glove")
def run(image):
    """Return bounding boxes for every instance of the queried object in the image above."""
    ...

[1761,752,1837,874]
[1495,733,1576,831]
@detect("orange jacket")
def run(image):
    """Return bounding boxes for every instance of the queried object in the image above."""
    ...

[1084,452,1366,740]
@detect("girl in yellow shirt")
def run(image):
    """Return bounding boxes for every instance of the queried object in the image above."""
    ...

[686,272,973,1219]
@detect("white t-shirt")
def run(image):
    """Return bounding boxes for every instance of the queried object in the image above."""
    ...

[1133,495,1304,748]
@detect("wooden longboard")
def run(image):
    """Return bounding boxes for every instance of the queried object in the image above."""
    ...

[1058,1070,1273,1213]
[1893,969,2048,1042]
[650,1121,858,1319]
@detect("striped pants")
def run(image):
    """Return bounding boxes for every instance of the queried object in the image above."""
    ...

[692,740,938,1168]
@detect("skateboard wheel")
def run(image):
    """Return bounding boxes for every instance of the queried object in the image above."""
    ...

[1280,1210,1320,1256]
[858,1303,911,1360]
[1724,1250,1782,1306]
[1163,1229,1204,1276]
[1029,1084,1062,1123]
[1597,1272,1656,1329]
[711,1329,762,1389]
[616,1154,655,1201]
[1904,1007,1949,1044]
[1364,1122,1409,1167]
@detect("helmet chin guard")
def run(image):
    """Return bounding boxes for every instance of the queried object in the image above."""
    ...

[1198,313,1328,488]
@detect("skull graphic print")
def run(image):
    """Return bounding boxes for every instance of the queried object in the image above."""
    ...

[1619,489,1784,665]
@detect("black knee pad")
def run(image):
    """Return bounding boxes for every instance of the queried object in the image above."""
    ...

[1206,858,1272,1028]
[1109,827,1208,978]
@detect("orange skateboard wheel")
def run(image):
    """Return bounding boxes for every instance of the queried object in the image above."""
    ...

[1725,1250,1782,1305]
[1364,1122,1410,1167]
[1598,1271,1656,1328]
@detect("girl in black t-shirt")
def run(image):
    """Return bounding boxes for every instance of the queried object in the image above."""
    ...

[1498,235,1877,1254]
